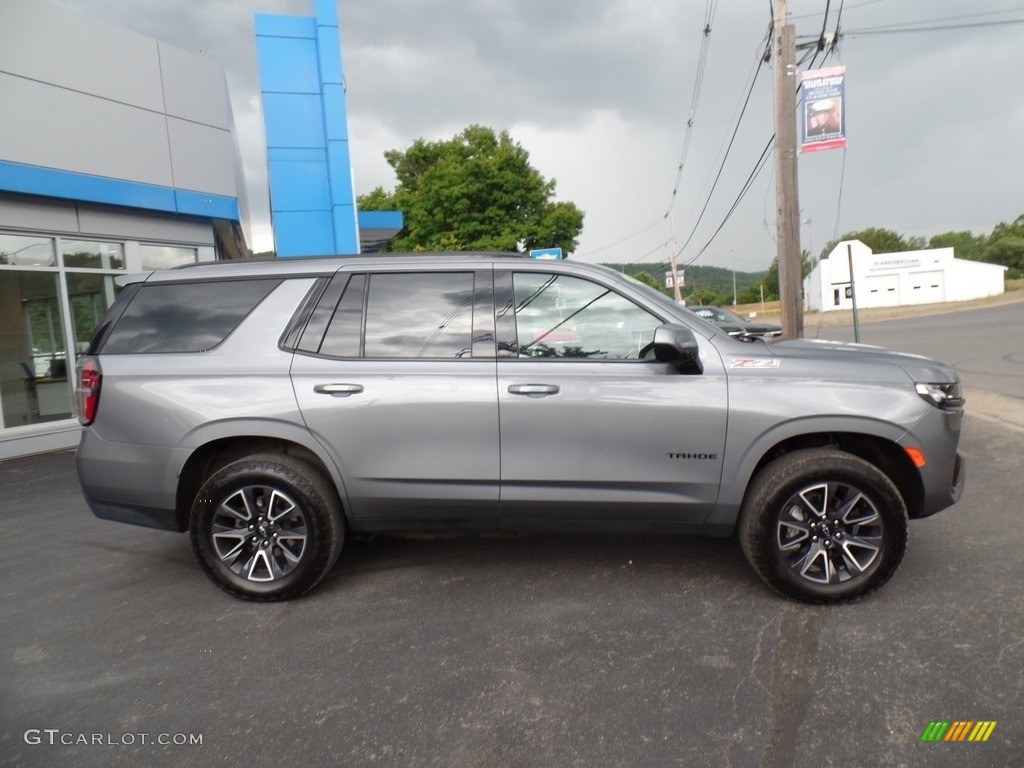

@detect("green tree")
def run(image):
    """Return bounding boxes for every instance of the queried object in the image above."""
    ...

[984,214,1024,278]
[818,227,916,260]
[759,251,813,300]
[686,288,721,306]
[628,270,667,294]
[357,125,584,254]
[928,231,986,261]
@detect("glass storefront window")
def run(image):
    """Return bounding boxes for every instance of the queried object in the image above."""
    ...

[140,244,197,270]
[66,273,119,357]
[62,239,125,270]
[0,234,55,267]
[0,271,73,427]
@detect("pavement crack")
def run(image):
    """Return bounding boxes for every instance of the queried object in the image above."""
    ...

[760,605,828,768]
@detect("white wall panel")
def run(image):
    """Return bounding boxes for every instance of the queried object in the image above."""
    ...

[167,118,238,197]
[159,43,231,130]
[0,73,173,186]
[0,0,164,112]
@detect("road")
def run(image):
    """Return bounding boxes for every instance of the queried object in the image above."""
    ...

[1,305,1021,768]
[806,301,1024,401]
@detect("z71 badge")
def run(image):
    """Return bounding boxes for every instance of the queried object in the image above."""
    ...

[730,358,781,369]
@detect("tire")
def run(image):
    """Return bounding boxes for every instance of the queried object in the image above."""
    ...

[738,448,908,604]
[189,454,344,601]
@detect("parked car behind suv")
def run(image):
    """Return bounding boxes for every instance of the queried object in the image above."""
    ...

[75,254,965,603]
[687,305,783,339]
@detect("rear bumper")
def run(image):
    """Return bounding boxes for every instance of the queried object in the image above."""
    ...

[76,430,185,532]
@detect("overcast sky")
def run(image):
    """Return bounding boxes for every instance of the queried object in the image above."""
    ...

[51,0,1024,272]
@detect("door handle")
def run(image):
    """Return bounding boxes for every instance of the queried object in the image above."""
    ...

[508,383,560,397]
[314,383,364,397]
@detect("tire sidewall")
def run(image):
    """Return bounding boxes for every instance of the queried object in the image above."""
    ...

[190,458,337,600]
[741,450,908,603]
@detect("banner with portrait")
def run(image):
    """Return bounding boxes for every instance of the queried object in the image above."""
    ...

[799,66,846,153]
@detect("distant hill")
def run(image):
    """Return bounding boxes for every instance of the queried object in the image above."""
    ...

[600,262,768,305]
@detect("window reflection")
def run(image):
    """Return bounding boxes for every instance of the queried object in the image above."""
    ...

[66,273,119,356]
[140,245,198,270]
[61,240,125,270]
[512,273,661,360]
[363,273,475,358]
[0,271,72,427]
[0,234,55,266]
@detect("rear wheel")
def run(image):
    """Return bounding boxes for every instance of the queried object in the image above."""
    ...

[189,454,344,601]
[739,448,908,603]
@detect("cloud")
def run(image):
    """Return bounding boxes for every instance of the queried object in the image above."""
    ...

[43,0,1024,266]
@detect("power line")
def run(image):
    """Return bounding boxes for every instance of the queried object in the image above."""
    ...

[577,1,719,260]
[673,32,771,260]
[664,0,719,218]
[839,17,1024,36]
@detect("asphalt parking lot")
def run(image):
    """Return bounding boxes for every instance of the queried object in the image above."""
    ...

[1,410,1021,768]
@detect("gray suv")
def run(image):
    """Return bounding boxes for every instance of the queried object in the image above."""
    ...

[75,254,965,603]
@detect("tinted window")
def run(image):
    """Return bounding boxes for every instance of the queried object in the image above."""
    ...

[319,274,366,357]
[362,273,474,359]
[102,279,280,353]
[512,273,660,359]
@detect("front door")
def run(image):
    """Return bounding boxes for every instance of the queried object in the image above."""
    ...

[495,269,728,527]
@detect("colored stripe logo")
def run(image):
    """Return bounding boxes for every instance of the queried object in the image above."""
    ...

[921,721,997,742]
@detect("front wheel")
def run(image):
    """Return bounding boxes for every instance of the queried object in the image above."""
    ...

[189,454,344,601]
[738,449,908,603]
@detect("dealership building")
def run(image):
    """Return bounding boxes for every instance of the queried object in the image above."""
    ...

[804,240,1007,313]
[0,0,401,458]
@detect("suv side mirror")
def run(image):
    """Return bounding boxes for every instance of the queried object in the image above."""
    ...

[653,324,703,373]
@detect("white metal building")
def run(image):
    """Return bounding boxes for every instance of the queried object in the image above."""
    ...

[804,240,1007,313]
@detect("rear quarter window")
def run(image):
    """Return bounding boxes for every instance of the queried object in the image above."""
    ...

[100,279,281,353]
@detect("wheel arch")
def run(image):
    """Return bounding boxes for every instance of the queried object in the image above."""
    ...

[175,436,344,532]
[712,425,925,534]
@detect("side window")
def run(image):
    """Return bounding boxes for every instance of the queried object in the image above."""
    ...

[313,272,472,359]
[364,273,474,358]
[319,274,365,357]
[511,273,661,360]
[101,279,280,354]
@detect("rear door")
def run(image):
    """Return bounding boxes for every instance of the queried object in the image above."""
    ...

[290,265,499,527]
[495,267,728,527]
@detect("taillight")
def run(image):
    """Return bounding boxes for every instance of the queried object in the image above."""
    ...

[76,357,102,425]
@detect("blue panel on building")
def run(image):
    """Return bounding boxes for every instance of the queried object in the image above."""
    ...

[331,207,359,254]
[261,94,326,149]
[316,27,343,87]
[273,211,336,257]
[267,148,325,163]
[0,160,175,212]
[257,2,366,256]
[326,140,355,207]
[314,0,339,26]
[321,84,350,142]
[267,159,331,211]
[255,37,321,94]
[0,160,238,220]
[174,189,240,220]
[253,14,316,39]
[358,210,404,230]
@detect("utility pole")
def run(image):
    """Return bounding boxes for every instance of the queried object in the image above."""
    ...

[667,212,683,303]
[773,0,803,338]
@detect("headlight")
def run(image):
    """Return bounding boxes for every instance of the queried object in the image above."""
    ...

[915,381,964,409]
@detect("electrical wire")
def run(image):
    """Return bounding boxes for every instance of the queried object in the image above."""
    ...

[682,136,775,266]
[664,0,718,218]
[577,1,718,261]
[673,35,769,260]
